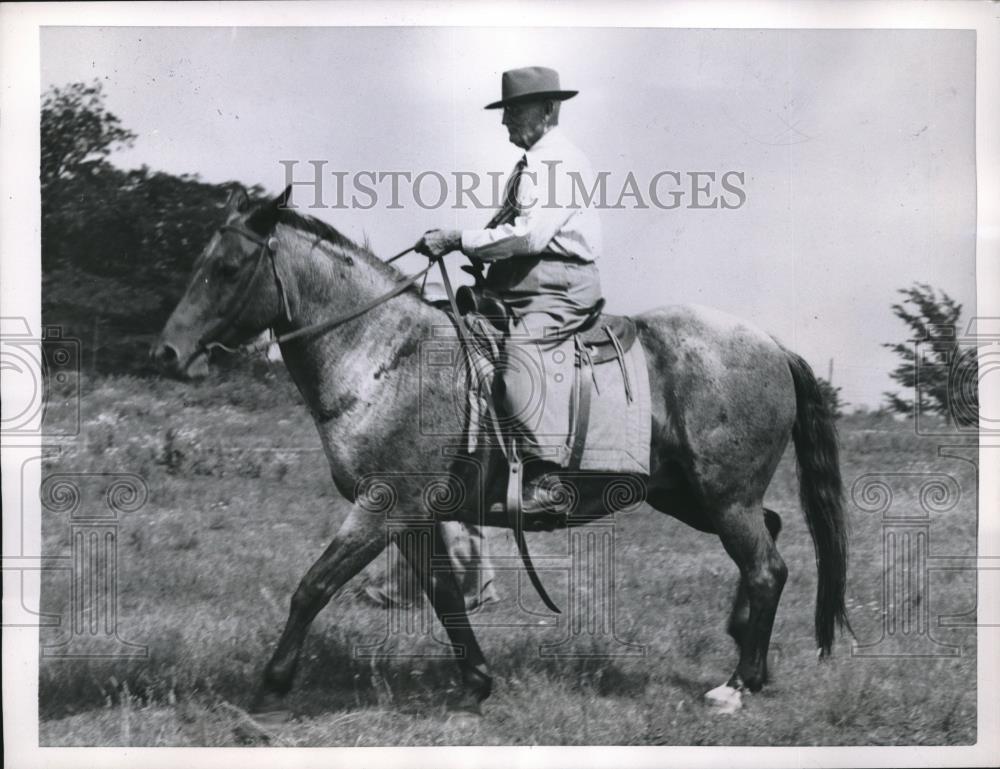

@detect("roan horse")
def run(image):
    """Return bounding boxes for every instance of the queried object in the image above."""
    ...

[153,186,849,718]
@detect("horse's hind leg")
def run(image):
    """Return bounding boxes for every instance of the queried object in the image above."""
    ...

[726,508,782,653]
[254,504,387,711]
[706,502,787,711]
[395,522,493,715]
[648,490,786,706]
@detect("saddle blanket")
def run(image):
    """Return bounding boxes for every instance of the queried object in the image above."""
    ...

[467,331,652,476]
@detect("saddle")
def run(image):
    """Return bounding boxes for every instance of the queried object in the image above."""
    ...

[439,278,650,616]
[454,286,640,471]
[456,286,637,364]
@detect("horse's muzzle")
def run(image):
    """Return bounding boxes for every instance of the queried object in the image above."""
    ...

[151,340,209,380]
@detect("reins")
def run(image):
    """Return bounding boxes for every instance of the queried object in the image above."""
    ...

[200,223,426,356]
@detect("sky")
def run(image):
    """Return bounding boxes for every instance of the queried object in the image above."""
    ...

[41,26,977,408]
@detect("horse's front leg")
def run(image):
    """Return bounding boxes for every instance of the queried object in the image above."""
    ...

[253,504,387,712]
[395,521,493,716]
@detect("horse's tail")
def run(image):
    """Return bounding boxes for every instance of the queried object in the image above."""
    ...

[783,349,851,656]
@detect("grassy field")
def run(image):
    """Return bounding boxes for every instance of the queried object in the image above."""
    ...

[37,366,977,746]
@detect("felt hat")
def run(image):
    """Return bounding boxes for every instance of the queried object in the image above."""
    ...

[484,66,578,109]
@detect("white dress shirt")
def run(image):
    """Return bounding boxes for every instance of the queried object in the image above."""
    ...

[460,127,602,262]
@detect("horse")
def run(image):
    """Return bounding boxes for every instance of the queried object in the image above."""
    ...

[152,185,850,718]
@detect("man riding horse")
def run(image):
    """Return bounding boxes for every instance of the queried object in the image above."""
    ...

[417,66,604,516]
[153,64,849,719]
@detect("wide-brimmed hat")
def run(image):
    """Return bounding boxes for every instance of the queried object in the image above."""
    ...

[484,66,578,110]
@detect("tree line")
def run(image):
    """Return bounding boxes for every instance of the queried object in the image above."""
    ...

[41,80,266,374]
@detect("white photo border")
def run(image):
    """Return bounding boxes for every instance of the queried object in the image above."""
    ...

[2,2,998,767]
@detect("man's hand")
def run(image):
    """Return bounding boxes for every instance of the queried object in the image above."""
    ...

[415,229,462,260]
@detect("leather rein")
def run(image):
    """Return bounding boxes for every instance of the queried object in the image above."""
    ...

[198,223,427,357]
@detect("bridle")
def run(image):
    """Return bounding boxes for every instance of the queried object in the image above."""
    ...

[196,222,428,357]
[194,224,292,355]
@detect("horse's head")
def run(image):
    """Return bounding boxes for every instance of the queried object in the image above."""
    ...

[152,185,293,379]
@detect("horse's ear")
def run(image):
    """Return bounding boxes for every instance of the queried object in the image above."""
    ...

[248,185,293,232]
[261,185,293,219]
[276,184,293,211]
[222,185,251,214]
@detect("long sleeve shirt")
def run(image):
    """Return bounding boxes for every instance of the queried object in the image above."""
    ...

[460,127,602,263]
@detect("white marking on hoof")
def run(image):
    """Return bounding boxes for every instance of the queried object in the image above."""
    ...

[704,683,743,714]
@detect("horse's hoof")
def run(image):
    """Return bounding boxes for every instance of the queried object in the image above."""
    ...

[251,708,293,729]
[248,689,294,730]
[228,700,292,744]
[446,707,483,728]
[704,683,743,714]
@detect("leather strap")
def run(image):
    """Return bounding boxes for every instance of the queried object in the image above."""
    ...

[197,225,285,354]
[605,326,633,403]
[505,441,522,527]
[568,337,594,470]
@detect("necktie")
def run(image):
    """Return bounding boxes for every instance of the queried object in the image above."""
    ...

[486,154,527,229]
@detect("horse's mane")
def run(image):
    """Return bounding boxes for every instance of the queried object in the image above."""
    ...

[248,205,418,288]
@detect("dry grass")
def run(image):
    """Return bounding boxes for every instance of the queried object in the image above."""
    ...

[38,370,977,745]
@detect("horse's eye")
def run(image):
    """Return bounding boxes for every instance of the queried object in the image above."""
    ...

[216,260,240,279]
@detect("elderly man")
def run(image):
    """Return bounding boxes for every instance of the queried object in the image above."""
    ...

[417,66,604,515]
